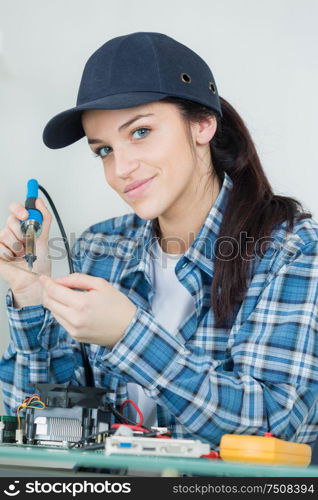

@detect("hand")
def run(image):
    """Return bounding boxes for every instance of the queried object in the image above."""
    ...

[0,198,52,296]
[39,272,137,347]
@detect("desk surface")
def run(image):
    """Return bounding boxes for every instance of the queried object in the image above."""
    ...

[1,444,318,477]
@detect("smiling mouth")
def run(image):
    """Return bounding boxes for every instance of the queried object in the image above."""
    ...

[124,176,156,198]
[124,176,155,193]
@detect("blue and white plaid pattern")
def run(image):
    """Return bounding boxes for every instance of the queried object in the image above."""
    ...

[1,171,318,447]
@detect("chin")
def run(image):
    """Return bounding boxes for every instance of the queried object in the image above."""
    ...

[133,203,163,221]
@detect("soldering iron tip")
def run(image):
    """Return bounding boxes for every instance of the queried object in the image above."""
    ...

[24,254,36,271]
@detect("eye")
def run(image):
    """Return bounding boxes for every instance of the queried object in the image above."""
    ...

[131,127,150,139]
[93,146,112,158]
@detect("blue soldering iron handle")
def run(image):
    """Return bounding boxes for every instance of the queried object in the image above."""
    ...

[20,179,43,236]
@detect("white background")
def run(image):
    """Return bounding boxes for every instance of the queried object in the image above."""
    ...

[0,0,317,412]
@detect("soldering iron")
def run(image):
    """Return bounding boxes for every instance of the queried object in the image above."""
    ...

[20,179,43,271]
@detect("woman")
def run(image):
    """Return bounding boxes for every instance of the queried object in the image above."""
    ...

[0,32,318,448]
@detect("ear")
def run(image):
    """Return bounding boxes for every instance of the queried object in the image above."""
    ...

[191,116,217,146]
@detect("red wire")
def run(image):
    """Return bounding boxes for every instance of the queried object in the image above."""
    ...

[201,451,221,460]
[117,399,171,438]
[120,399,144,427]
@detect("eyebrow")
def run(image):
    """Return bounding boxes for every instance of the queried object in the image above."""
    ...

[87,113,155,144]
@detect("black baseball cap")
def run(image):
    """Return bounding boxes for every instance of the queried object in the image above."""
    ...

[43,31,222,149]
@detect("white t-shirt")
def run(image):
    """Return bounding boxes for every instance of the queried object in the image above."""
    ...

[127,238,196,427]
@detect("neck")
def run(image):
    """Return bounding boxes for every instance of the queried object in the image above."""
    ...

[157,173,221,254]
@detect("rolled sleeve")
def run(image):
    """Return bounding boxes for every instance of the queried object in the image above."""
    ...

[6,289,58,352]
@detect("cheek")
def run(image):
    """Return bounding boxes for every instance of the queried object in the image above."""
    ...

[103,166,114,187]
[162,154,192,190]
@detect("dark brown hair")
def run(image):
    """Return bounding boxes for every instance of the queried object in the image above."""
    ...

[157,96,312,328]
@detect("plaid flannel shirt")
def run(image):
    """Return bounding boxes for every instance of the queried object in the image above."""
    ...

[1,171,318,447]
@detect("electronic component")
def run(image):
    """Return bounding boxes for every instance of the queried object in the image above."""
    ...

[105,435,210,458]
[0,416,21,443]
[23,384,112,446]
[15,429,23,445]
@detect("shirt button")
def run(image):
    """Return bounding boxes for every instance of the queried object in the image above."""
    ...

[181,262,187,269]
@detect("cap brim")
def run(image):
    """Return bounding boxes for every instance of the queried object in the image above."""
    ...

[42,92,170,149]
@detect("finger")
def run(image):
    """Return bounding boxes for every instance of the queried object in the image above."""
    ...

[55,272,104,291]
[9,202,29,222]
[46,308,85,342]
[47,309,76,339]
[6,214,26,243]
[42,294,72,320]
[0,227,25,257]
[0,242,15,261]
[40,275,86,308]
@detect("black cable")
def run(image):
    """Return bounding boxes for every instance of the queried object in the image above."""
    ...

[69,430,110,449]
[38,185,95,387]
[109,405,139,426]
[78,443,105,451]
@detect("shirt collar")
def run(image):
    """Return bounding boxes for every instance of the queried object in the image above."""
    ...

[120,171,233,283]
[184,170,233,277]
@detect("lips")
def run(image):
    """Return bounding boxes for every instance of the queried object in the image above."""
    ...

[124,176,155,193]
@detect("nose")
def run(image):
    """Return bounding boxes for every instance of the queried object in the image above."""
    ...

[113,142,139,178]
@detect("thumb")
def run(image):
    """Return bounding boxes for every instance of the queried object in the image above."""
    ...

[35,197,52,238]
[54,272,105,291]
